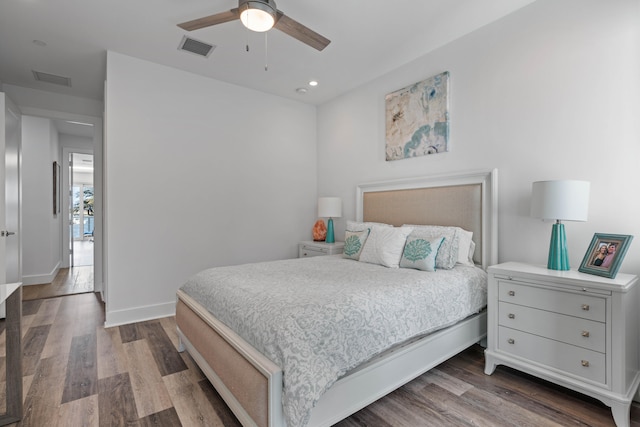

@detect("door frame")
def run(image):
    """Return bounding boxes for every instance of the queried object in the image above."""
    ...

[19,106,103,297]
[61,136,103,297]
[63,148,94,266]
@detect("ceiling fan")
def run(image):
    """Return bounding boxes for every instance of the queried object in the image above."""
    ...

[178,0,331,51]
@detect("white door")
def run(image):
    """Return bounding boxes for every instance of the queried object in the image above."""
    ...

[0,92,22,286]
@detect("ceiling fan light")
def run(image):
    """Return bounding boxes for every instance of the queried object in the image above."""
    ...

[239,0,276,32]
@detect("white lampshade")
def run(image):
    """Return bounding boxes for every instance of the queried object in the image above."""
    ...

[531,180,590,221]
[318,197,342,218]
[239,0,276,32]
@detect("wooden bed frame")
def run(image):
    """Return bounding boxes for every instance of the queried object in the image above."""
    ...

[176,169,498,427]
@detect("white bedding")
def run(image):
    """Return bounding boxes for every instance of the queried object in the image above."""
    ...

[180,255,487,427]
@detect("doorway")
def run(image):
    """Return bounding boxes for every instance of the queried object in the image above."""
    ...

[70,153,94,267]
[60,125,103,299]
[16,112,103,300]
[24,149,96,301]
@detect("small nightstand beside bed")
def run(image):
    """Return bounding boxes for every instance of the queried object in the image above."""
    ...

[175,169,498,427]
[485,262,640,427]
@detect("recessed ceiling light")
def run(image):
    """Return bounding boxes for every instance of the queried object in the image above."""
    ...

[32,40,47,47]
[309,80,318,87]
[295,88,308,94]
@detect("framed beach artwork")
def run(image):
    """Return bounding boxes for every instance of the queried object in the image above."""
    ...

[578,233,633,279]
[385,71,450,161]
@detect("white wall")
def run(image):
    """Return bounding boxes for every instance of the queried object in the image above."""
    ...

[21,115,62,284]
[104,52,317,325]
[2,84,102,118]
[60,133,94,150]
[60,134,94,184]
[317,0,640,275]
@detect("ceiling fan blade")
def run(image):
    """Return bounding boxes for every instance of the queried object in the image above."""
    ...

[274,12,331,51]
[178,9,240,31]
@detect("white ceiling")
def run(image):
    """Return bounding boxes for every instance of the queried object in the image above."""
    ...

[0,0,536,106]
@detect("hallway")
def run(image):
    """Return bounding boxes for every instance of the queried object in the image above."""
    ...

[22,234,95,300]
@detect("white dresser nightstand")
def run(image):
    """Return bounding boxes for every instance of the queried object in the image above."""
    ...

[298,241,344,258]
[484,262,640,427]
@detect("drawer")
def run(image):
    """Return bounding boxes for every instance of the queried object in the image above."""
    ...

[498,302,605,352]
[498,281,606,322]
[299,247,327,257]
[498,326,606,385]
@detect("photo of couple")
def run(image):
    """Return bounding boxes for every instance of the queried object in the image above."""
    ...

[579,233,633,279]
[590,242,618,268]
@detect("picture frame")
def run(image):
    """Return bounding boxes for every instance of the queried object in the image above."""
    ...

[53,161,61,216]
[578,233,633,279]
[385,71,450,161]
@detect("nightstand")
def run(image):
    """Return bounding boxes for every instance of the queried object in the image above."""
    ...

[484,262,640,427]
[298,241,344,258]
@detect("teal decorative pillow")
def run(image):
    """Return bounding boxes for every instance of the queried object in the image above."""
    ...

[402,225,460,269]
[343,229,369,260]
[400,236,444,271]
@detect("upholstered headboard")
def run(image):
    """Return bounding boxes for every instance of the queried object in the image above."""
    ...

[356,169,498,270]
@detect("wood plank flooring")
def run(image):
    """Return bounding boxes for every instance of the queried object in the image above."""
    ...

[22,267,93,301]
[2,291,640,426]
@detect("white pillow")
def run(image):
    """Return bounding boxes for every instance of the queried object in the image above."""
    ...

[400,236,444,272]
[358,226,413,268]
[402,225,459,270]
[343,229,369,260]
[346,220,393,232]
[456,229,475,266]
[467,241,477,265]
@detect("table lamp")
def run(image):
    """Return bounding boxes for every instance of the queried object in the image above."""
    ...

[531,180,590,270]
[318,197,342,243]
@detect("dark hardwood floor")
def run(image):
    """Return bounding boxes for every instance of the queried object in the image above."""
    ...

[2,292,639,426]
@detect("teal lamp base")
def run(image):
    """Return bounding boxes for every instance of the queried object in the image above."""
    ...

[547,222,570,270]
[326,218,335,243]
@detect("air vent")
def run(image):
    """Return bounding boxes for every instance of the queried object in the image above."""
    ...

[178,36,215,58]
[32,70,72,87]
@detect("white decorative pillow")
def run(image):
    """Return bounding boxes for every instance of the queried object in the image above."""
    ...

[358,226,413,268]
[343,229,369,260]
[456,229,475,266]
[466,240,477,265]
[400,236,444,272]
[402,225,460,270]
[346,220,393,232]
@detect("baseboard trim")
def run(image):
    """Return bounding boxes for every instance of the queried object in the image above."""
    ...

[104,301,175,328]
[22,263,60,286]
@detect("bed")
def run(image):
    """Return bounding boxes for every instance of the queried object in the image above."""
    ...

[176,169,498,427]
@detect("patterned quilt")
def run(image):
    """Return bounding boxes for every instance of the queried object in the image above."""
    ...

[180,255,487,427]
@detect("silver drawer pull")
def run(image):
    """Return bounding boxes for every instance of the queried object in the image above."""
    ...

[581,304,590,311]
[507,338,515,344]
[508,313,515,319]
[581,360,590,367]
[581,331,590,337]
[508,290,515,296]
